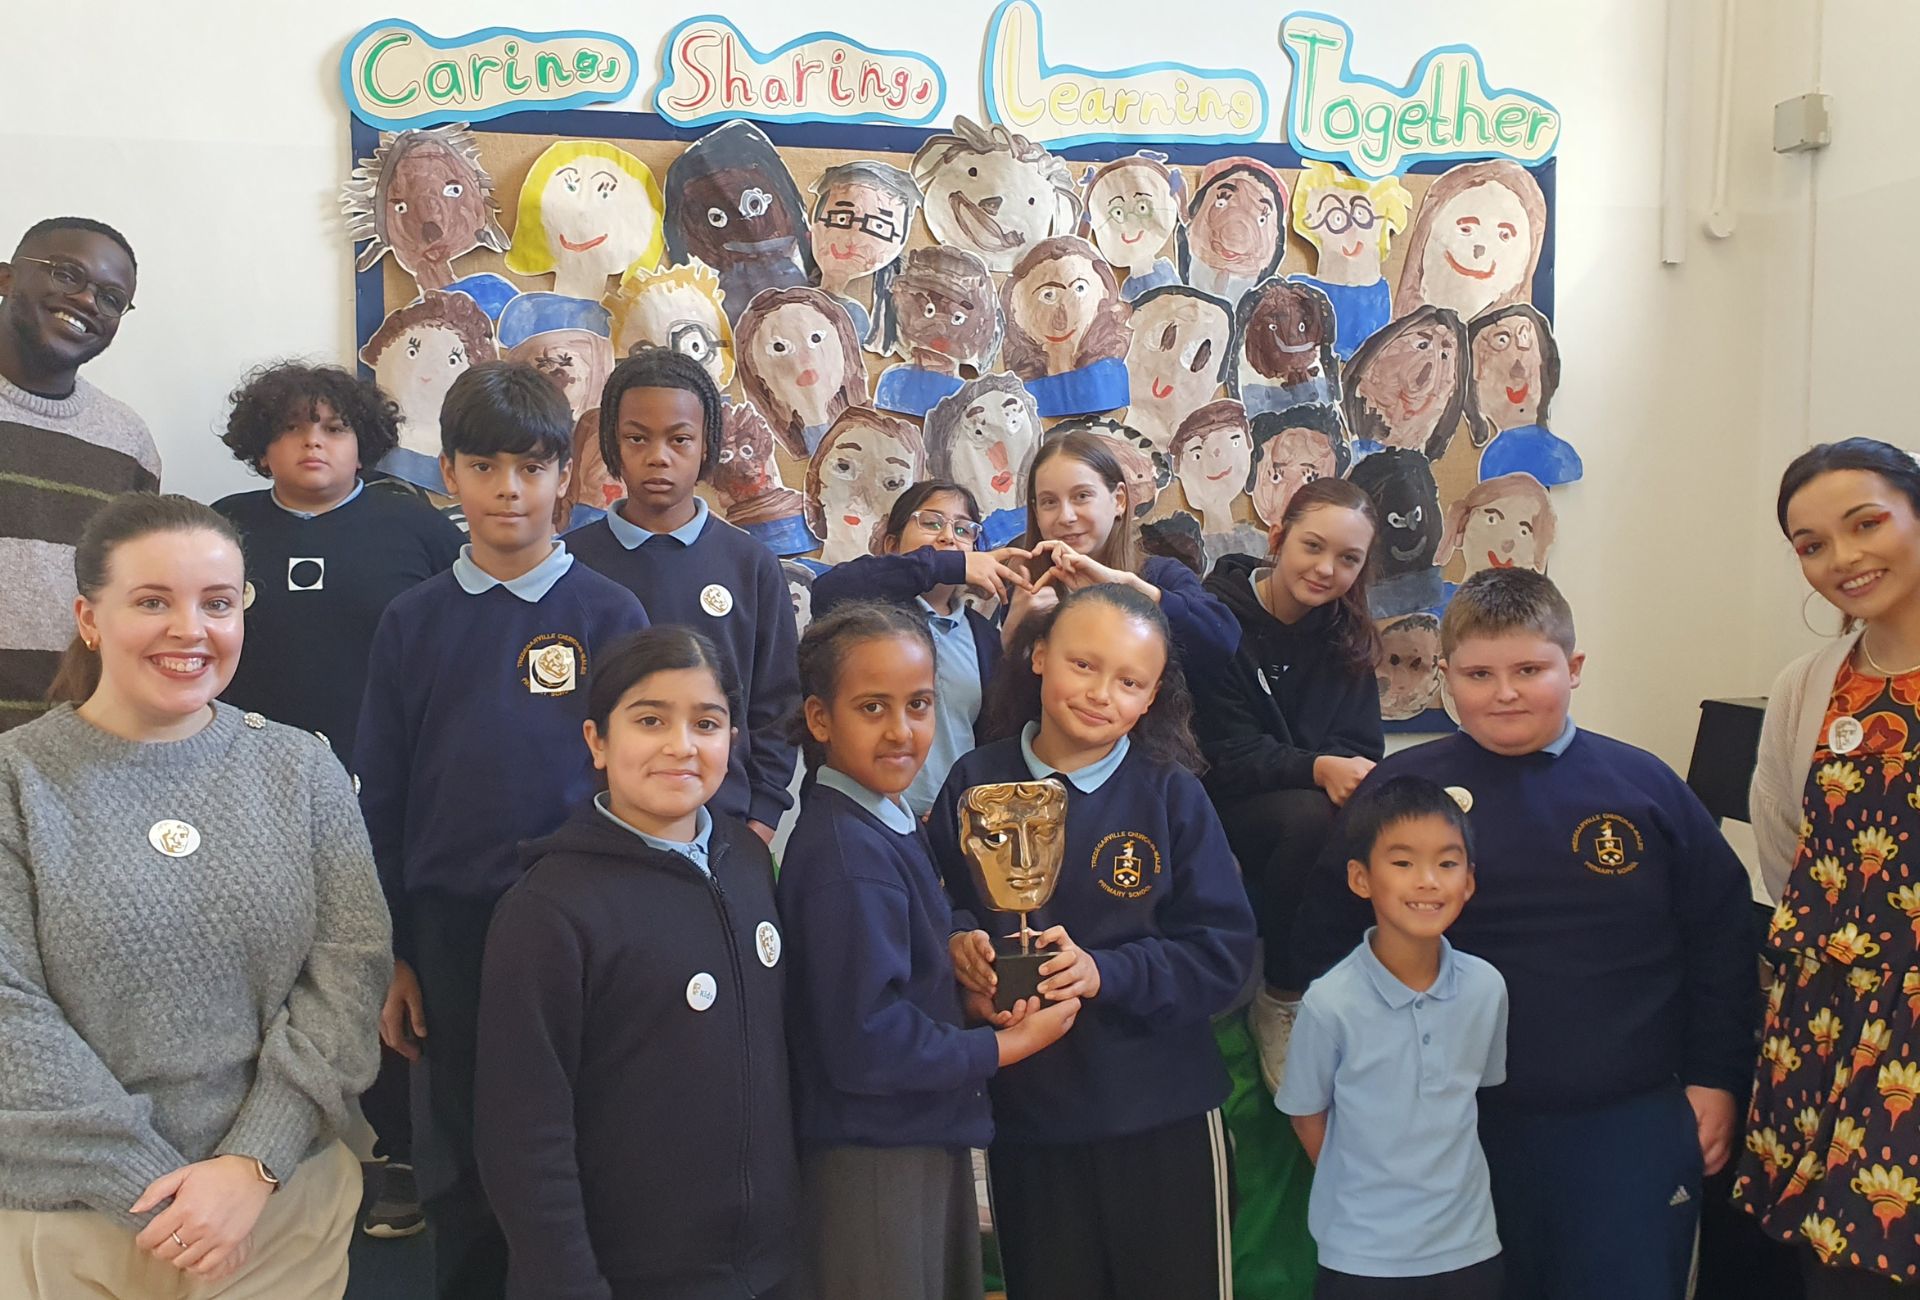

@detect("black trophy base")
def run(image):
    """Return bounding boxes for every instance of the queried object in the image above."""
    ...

[993,950,1047,1013]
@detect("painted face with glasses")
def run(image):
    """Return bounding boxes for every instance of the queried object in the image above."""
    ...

[811,182,910,299]
[1299,189,1384,286]
[2,230,138,385]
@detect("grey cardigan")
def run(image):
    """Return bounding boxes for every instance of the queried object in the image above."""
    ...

[1749,631,1862,903]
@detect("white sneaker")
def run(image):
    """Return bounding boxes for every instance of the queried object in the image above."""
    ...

[1249,988,1300,1095]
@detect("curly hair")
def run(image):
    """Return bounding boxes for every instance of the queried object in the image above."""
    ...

[978,582,1206,774]
[221,362,400,475]
[357,290,497,370]
[788,600,936,770]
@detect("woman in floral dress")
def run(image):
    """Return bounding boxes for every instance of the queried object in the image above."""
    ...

[1740,439,1920,1296]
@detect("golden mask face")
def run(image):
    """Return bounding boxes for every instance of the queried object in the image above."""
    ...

[958,780,1069,913]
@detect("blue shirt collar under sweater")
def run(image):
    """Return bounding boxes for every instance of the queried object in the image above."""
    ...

[603,496,710,549]
[592,792,713,873]
[269,479,363,518]
[814,765,917,835]
[1463,714,1578,758]
[453,540,573,601]
[1019,720,1130,792]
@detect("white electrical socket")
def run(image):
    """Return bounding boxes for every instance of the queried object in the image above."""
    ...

[1773,93,1833,153]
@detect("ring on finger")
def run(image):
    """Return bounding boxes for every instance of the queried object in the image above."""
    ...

[170,1231,189,1250]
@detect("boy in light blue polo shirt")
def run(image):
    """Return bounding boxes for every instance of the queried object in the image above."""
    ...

[1278,775,1508,1300]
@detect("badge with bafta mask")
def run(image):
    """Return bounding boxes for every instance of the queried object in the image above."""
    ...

[519,633,586,696]
[958,779,1069,1012]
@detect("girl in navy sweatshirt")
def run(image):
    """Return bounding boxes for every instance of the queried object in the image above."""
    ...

[1001,430,1239,673]
[473,627,796,1300]
[781,601,1079,1300]
[1188,477,1386,1094]
[930,583,1257,1300]
[810,482,1031,813]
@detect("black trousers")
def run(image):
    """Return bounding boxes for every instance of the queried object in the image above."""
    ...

[987,1111,1232,1300]
[1216,788,1336,989]
[410,895,509,1300]
[1315,1256,1504,1300]
[360,1043,412,1163]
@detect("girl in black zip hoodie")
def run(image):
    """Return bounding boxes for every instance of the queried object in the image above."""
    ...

[474,627,797,1300]
[1190,478,1386,1095]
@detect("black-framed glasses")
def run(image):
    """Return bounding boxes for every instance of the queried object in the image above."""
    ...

[909,510,983,543]
[15,256,135,317]
[1303,197,1377,236]
[820,205,903,243]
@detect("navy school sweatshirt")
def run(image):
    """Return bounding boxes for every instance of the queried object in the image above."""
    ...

[214,483,463,766]
[929,737,1257,1144]
[1138,553,1241,675]
[351,554,649,959]
[1290,728,1757,1112]
[1190,553,1385,801]
[568,505,800,828]
[474,806,795,1300]
[810,546,1003,682]
[779,778,998,1151]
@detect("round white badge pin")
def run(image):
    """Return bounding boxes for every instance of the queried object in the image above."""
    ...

[755,921,782,968]
[148,819,201,859]
[1446,786,1474,814]
[1829,715,1864,755]
[700,584,734,617]
[242,581,256,610]
[686,972,718,1012]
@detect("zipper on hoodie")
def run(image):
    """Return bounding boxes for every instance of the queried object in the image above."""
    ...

[698,841,758,1294]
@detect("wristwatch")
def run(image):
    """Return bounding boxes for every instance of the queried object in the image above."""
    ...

[253,1159,281,1192]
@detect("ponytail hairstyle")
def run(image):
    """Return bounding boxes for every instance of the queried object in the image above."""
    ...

[1271,477,1383,675]
[1776,438,1920,534]
[789,601,936,770]
[979,582,1206,773]
[48,493,245,706]
[1018,430,1143,577]
[585,626,740,737]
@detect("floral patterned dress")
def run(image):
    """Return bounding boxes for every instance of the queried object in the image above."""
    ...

[1735,659,1920,1278]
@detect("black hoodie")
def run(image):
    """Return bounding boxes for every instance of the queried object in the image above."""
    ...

[1192,553,1385,802]
[474,805,795,1300]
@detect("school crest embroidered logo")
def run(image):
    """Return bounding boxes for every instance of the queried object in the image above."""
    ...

[1572,812,1645,877]
[519,633,588,696]
[1092,831,1162,900]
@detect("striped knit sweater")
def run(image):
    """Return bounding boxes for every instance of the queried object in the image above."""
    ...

[0,374,159,731]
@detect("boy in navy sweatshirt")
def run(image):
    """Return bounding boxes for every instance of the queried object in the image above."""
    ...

[568,349,799,840]
[1291,569,1753,1300]
[354,362,649,1300]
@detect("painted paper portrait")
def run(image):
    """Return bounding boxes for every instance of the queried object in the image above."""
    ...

[911,117,1081,274]
[497,292,615,422]
[342,124,510,292]
[1247,405,1351,528]
[663,119,815,320]
[1349,447,1444,619]
[1393,159,1548,323]
[925,373,1041,547]
[1342,305,1473,461]
[804,407,927,565]
[358,289,498,490]
[1082,152,1184,302]
[1000,236,1132,418]
[504,140,665,300]
[1290,161,1412,361]
[808,160,921,354]
[735,286,867,458]
[1046,416,1168,519]
[1231,277,1340,415]
[1377,612,1443,722]
[1178,158,1289,308]
[1467,303,1581,487]
[1123,284,1234,456]
[606,261,735,388]
[712,399,818,556]
[1437,471,1557,579]
[873,246,1002,418]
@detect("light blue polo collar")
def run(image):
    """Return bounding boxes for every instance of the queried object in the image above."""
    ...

[452,540,573,602]
[1019,721,1129,793]
[594,793,713,872]
[604,496,710,550]
[815,765,918,836]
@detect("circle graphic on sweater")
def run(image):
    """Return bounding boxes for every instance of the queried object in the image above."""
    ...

[1446,786,1474,813]
[287,557,325,591]
[700,583,734,617]
[242,581,256,610]
[148,819,201,859]
[1571,812,1645,877]
[1829,715,1864,755]
[1092,831,1162,900]
[518,633,587,696]
[686,971,718,1012]
[755,921,781,968]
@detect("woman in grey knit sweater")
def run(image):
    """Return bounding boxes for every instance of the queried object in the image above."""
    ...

[0,494,391,1299]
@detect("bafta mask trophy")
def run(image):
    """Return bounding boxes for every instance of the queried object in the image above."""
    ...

[959,780,1069,1011]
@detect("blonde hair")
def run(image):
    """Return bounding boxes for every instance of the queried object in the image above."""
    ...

[605,261,735,387]
[504,140,664,278]
[1290,161,1412,261]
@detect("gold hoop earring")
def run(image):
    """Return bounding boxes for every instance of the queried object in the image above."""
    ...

[1802,588,1848,638]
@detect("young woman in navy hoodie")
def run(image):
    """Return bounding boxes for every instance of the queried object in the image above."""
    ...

[930,584,1257,1300]
[809,481,1031,813]
[1188,477,1385,1094]
[780,601,1079,1299]
[473,627,796,1300]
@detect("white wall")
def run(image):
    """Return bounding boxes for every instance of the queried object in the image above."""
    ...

[0,0,1865,768]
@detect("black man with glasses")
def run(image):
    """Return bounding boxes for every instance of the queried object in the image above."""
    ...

[0,217,159,732]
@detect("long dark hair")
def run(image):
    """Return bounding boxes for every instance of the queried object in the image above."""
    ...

[1272,478,1382,675]
[789,601,936,769]
[585,626,740,733]
[49,494,245,705]
[979,583,1206,773]
[1018,431,1143,576]
[882,479,982,551]
[1776,438,1920,534]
